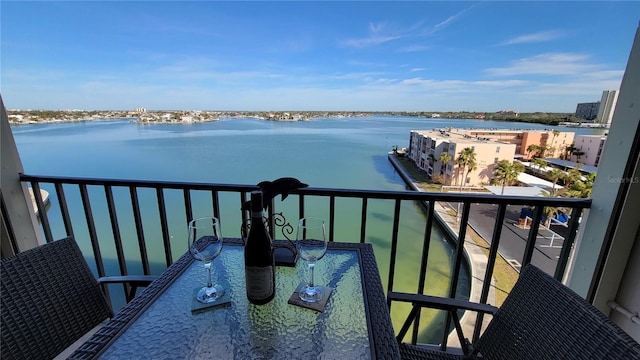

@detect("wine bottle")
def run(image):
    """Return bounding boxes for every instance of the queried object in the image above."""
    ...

[244,190,276,304]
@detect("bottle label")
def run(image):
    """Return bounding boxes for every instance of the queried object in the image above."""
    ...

[245,266,274,300]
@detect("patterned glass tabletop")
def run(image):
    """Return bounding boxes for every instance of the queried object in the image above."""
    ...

[99,243,373,359]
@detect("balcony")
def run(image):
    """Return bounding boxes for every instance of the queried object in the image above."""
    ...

[6,172,592,349]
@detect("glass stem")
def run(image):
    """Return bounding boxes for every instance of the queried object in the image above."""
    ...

[205,262,213,288]
[308,263,315,289]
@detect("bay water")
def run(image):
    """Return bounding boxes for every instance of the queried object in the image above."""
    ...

[10,116,601,343]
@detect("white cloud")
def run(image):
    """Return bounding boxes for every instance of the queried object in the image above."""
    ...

[341,19,427,49]
[485,53,601,76]
[424,4,477,35]
[342,34,403,48]
[497,30,566,46]
[399,78,529,92]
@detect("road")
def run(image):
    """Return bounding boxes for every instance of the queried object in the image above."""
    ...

[445,202,571,276]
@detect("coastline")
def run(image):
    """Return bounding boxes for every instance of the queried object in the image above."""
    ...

[7,109,583,127]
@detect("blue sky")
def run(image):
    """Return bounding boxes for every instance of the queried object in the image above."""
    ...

[2,1,639,112]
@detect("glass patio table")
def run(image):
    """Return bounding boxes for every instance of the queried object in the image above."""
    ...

[70,239,400,359]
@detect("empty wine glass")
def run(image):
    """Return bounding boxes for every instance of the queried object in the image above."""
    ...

[188,216,224,303]
[295,217,328,303]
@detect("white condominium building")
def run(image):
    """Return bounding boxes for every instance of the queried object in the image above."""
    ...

[409,130,516,187]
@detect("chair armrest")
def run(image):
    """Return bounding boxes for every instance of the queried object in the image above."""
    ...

[98,275,158,286]
[98,275,158,302]
[389,291,498,356]
[388,291,498,314]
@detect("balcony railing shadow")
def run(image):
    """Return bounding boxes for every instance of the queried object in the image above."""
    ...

[12,173,593,353]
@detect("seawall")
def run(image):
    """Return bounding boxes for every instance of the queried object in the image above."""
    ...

[387,153,494,346]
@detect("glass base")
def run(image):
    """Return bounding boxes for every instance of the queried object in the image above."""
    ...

[197,284,225,303]
[299,285,324,303]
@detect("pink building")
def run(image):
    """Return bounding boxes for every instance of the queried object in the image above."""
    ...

[446,128,574,160]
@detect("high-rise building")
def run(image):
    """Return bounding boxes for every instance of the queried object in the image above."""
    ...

[575,102,600,121]
[596,90,619,125]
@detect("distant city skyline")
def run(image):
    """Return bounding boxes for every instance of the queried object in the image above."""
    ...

[1,1,638,112]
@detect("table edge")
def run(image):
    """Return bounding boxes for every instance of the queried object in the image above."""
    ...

[69,239,400,359]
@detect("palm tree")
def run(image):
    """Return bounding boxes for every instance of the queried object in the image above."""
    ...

[438,152,452,185]
[547,168,566,196]
[563,143,577,161]
[531,158,547,175]
[563,168,583,189]
[548,129,561,157]
[539,189,559,227]
[456,147,477,191]
[566,172,595,198]
[536,144,550,158]
[526,144,539,159]
[494,160,525,194]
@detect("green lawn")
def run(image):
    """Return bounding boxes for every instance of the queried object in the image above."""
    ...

[395,157,444,192]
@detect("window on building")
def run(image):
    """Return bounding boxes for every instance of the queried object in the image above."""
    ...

[496,146,500,153]
[494,157,499,164]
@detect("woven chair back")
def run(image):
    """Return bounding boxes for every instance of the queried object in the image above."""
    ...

[1,237,113,360]
[476,265,640,360]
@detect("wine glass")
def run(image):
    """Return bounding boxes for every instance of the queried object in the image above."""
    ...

[188,216,224,303]
[295,217,328,303]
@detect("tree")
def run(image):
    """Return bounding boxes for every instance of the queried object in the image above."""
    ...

[526,144,539,159]
[456,147,477,191]
[563,143,577,161]
[547,168,566,196]
[563,168,583,189]
[531,158,547,175]
[438,152,452,185]
[494,160,525,194]
[565,172,595,198]
[548,129,561,157]
[536,144,550,158]
[539,190,560,227]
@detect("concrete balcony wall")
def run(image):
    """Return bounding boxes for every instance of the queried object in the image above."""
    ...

[568,24,639,340]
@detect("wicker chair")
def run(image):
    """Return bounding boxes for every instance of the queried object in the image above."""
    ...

[1,237,156,360]
[389,264,640,360]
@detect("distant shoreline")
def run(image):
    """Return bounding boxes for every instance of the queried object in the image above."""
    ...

[7,109,592,127]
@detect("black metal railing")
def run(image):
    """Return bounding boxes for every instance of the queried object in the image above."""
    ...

[16,173,591,350]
